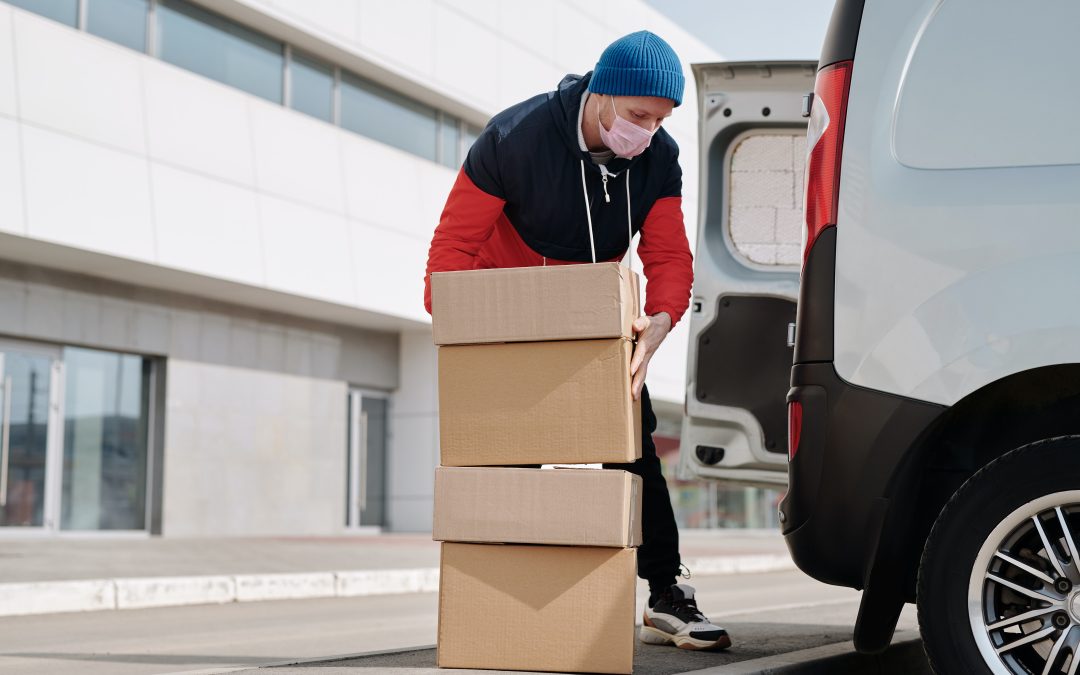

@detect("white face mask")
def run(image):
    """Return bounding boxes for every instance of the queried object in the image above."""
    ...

[597,96,655,158]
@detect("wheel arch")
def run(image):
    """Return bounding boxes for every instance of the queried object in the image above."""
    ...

[888,364,1080,598]
[854,364,1080,653]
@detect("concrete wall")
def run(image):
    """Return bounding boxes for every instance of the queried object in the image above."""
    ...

[0,3,450,329]
[386,330,440,532]
[162,359,348,536]
[0,260,399,389]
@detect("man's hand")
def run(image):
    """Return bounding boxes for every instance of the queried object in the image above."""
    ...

[630,312,672,401]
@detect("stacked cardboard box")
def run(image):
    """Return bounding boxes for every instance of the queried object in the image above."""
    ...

[431,263,644,674]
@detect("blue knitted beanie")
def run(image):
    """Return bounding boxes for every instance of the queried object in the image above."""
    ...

[589,31,685,107]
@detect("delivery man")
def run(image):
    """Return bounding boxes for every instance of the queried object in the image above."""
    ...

[424,31,730,651]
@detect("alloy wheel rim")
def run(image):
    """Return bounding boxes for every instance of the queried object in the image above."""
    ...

[968,491,1080,675]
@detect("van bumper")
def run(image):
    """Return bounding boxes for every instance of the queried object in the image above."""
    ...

[779,363,945,589]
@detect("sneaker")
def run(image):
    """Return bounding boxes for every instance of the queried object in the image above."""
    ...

[640,584,732,651]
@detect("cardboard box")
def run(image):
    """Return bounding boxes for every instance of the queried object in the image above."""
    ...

[438,338,642,466]
[437,543,637,674]
[431,262,640,346]
[433,467,642,547]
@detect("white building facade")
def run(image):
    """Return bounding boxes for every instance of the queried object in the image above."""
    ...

[0,0,718,537]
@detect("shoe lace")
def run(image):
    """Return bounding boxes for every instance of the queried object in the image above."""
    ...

[670,594,707,622]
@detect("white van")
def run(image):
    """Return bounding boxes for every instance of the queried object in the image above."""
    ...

[679,1,1080,673]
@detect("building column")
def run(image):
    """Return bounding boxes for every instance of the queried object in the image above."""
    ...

[386,329,439,532]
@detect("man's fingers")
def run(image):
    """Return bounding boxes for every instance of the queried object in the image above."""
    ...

[632,357,650,400]
[633,366,647,399]
[630,314,665,399]
[631,338,656,378]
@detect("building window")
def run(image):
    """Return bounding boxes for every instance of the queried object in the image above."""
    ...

[5,0,77,26]
[155,0,284,104]
[0,347,52,528]
[2,0,487,168]
[341,72,438,162]
[0,340,156,533]
[86,0,147,52]
[287,49,334,123]
[438,113,460,169]
[60,347,152,531]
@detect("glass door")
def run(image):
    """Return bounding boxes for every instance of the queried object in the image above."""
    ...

[346,389,388,530]
[0,341,62,531]
[60,347,152,531]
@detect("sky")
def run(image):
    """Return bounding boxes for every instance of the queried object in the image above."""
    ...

[644,0,836,61]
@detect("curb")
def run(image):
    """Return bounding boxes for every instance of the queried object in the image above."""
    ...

[0,568,440,617]
[0,554,793,618]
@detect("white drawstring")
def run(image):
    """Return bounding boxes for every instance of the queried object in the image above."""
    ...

[580,159,598,263]
[625,167,633,270]
[579,160,634,270]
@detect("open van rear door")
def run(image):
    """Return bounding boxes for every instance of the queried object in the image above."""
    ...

[678,61,816,488]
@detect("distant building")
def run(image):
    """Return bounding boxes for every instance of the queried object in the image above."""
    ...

[0,0,718,537]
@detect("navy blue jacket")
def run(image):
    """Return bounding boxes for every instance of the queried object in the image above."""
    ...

[464,72,683,262]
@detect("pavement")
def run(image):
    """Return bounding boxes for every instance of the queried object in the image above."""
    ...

[0,530,933,674]
[0,568,930,675]
[0,529,794,617]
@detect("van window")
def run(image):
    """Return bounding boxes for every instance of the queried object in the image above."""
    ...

[728,133,805,267]
[893,1,1080,170]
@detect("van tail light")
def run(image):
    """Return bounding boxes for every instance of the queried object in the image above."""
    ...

[803,60,853,265]
[788,401,803,461]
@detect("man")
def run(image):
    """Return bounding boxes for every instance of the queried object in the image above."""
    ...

[424,31,731,651]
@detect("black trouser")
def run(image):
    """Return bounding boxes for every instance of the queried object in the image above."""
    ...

[603,384,681,593]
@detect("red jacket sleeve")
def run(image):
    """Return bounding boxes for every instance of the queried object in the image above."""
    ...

[424,168,507,314]
[637,196,694,328]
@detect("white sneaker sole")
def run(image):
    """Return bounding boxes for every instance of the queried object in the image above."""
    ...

[638,624,732,651]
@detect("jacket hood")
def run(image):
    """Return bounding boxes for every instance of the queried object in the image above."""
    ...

[548,72,643,174]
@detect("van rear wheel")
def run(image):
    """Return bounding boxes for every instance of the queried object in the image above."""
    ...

[918,437,1080,675]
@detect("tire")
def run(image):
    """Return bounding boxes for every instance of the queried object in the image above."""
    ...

[918,436,1080,675]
